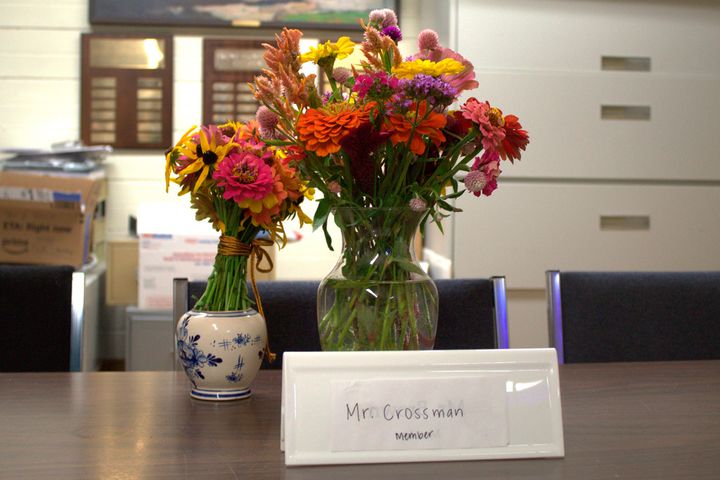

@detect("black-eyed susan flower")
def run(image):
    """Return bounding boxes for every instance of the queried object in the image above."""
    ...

[172,125,237,193]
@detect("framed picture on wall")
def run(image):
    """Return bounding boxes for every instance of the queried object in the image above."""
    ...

[90,0,398,30]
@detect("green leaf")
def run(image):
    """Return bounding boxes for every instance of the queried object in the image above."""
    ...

[395,258,426,276]
[313,197,332,232]
[322,219,334,251]
[437,198,461,212]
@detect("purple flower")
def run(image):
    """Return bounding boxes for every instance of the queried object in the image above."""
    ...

[401,74,457,107]
[381,25,402,42]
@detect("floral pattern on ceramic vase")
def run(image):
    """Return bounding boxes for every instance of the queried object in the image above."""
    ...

[175,310,267,401]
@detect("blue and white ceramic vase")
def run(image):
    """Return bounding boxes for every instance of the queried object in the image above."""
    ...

[176,309,267,401]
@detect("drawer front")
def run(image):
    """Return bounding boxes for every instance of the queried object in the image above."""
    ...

[457,0,720,75]
[467,72,720,180]
[452,182,720,289]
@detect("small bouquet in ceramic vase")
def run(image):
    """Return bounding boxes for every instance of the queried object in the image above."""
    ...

[250,8,530,352]
[165,121,312,400]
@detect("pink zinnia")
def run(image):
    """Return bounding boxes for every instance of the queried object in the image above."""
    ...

[461,98,506,154]
[213,150,275,203]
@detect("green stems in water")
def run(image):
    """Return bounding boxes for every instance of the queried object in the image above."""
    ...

[317,207,439,351]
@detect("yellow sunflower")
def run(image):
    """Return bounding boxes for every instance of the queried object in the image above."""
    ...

[391,58,465,79]
[300,36,356,64]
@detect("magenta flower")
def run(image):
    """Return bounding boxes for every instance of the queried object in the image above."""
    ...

[213,150,275,203]
[352,71,400,100]
[382,25,402,42]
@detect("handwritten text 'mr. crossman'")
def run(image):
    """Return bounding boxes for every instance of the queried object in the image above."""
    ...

[346,402,464,423]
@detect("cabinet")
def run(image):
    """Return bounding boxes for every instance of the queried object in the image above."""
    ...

[125,307,175,371]
[428,0,720,347]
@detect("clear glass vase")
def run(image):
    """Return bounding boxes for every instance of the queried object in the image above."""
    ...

[317,207,439,350]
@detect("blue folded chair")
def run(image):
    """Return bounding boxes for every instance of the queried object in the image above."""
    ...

[546,270,720,363]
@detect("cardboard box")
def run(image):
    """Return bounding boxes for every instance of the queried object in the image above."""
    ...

[136,202,218,309]
[138,233,218,309]
[106,239,139,305]
[0,170,105,269]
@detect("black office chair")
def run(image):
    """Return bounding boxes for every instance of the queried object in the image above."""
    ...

[435,277,509,350]
[0,264,86,372]
[546,270,720,363]
[173,277,509,368]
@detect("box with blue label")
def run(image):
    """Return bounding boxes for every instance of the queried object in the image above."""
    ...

[0,170,105,268]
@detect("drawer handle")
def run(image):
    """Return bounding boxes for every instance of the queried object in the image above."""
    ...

[600,215,650,231]
[601,105,651,121]
[601,56,651,72]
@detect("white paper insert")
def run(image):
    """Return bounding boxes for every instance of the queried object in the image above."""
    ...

[330,376,508,451]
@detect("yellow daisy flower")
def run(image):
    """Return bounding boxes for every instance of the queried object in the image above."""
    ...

[300,37,356,64]
[392,58,465,79]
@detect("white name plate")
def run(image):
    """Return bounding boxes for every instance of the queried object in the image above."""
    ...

[282,348,564,466]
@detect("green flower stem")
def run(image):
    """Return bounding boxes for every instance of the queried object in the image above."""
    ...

[192,196,259,312]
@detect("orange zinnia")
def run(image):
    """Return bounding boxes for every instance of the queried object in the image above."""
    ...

[385,102,447,155]
[297,103,374,157]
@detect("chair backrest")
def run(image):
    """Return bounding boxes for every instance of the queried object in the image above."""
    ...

[173,276,509,368]
[435,277,509,350]
[547,270,720,363]
[0,264,85,372]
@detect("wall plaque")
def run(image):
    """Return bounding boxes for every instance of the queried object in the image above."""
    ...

[81,34,173,149]
[203,39,266,125]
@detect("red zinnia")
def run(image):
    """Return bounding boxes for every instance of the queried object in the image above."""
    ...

[499,114,529,162]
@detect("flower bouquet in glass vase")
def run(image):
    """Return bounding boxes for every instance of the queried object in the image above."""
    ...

[165,121,312,400]
[250,9,529,351]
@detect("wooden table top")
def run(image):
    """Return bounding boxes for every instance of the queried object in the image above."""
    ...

[1,360,719,479]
